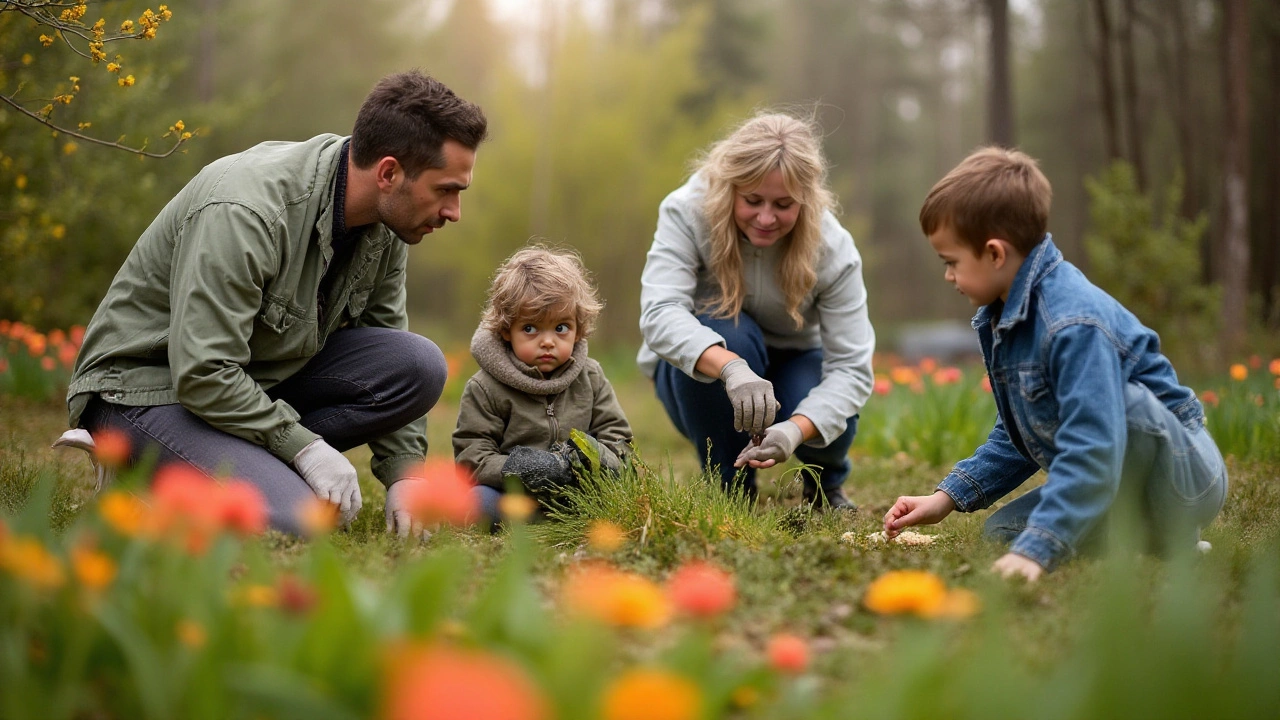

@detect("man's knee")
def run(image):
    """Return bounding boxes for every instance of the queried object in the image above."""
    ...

[387,332,447,414]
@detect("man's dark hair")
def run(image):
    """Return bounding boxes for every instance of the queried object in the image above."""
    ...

[351,70,488,177]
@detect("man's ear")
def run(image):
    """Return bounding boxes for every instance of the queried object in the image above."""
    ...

[374,156,401,191]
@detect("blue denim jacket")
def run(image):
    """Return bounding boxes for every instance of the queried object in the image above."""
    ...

[937,235,1204,570]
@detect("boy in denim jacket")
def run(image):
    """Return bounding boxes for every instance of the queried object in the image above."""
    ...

[883,148,1227,581]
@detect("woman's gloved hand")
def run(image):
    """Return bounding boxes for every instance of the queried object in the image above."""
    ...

[734,420,803,469]
[720,358,778,435]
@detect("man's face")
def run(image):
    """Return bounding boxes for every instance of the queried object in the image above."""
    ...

[377,140,476,244]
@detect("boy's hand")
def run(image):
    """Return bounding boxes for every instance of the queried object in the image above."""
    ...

[991,552,1044,583]
[883,490,956,538]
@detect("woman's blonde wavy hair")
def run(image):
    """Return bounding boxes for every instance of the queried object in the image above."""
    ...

[697,111,835,328]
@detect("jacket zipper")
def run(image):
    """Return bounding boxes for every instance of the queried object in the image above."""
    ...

[545,394,560,441]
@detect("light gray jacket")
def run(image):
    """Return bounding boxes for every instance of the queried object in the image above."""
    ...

[637,173,876,446]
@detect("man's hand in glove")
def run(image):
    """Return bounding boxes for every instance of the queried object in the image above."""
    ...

[293,438,362,526]
[719,358,778,435]
[734,420,804,469]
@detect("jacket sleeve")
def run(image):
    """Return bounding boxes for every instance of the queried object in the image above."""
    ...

[1012,323,1127,571]
[452,377,511,490]
[637,184,727,382]
[168,202,320,463]
[586,365,634,468]
[937,415,1041,512]
[357,241,429,486]
[791,215,877,446]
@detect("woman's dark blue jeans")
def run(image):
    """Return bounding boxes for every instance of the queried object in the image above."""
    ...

[654,313,857,497]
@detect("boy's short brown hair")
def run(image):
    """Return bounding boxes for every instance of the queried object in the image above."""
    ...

[919,146,1053,256]
[480,245,604,339]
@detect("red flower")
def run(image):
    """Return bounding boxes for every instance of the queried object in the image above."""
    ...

[91,428,131,468]
[766,633,809,674]
[402,459,479,527]
[151,464,221,553]
[382,643,548,720]
[666,560,736,619]
[277,574,318,615]
[215,480,268,536]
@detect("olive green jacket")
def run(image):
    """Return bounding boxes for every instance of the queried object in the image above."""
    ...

[452,329,633,489]
[67,134,425,485]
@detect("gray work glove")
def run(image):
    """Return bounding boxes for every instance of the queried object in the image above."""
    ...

[734,420,804,468]
[720,358,778,435]
[502,446,576,500]
[292,438,363,526]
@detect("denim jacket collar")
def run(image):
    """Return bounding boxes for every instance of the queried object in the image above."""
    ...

[971,233,1062,334]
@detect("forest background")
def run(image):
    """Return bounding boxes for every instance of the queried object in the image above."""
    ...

[2,0,1278,375]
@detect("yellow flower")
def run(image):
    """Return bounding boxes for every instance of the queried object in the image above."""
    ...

[585,519,627,552]
[1230,363,1248,381]
[236,584,279,608]
[22,53,34,65]
[176,619,206,648]
[0,536,66,590]
[863,570,949,616]
[99,491,147,536]
[62,142,77,156]
[15,174,28,190]
[180,131,192,140]
[159,5,173,20]
[499,493,538,522]
[143,27,156,39]
[922,587,982,619]
[118,75,136,87]
[39,35,54,47]
[50,224,66,240]
[106,62,120,73]
[71,545,116,592]
[563,564,671,629]
[120,19,135,32]
[173,119,184,132]
[601,668,701,720]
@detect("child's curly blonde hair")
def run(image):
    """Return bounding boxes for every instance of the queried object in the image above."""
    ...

[480,245,604,339]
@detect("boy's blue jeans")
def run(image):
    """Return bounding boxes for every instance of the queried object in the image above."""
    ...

[653,313,857,497]
[984,382,1227,556]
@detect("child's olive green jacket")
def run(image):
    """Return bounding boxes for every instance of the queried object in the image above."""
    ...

[453,329,633,489]
[67,134,425,484]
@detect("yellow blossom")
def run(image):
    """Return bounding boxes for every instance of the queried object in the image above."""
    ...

[71,545,116,592]
[601,669,701,720]
[159,5,173,21]
[118,75,136,87]
[22,52,34,64]
[106,62,121,74]
[863,570,949,616]
[99,491,147,536]
[54,94,73,105]
[39,35,54,47]
[120,19,135,32]
[176,619,206,648]
[39,104,53,117]
[15,174,28,190]
[89,42,105,63]
[77,122,92,130]
[62,142,77,156]
[180,131,192,140]
[51,224,66,240]
[585,519,627,552]
[1230,364,1248,382]
[923,587,982,619]
[173,119,185,132]
[91,18,105,40]
[236,584,279,608]
[0,536,65,590]
[564,564,671,629]
[142,27,156,39]
[498,493,537,522]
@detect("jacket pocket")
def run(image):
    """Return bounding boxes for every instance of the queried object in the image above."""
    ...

[346,286,373,320]
[251,294,317,360]
[1015,368,1059,441]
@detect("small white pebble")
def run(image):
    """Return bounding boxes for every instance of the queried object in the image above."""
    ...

[849,530,938,546]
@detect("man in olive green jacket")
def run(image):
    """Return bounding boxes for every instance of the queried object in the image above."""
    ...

[67,71,487,538]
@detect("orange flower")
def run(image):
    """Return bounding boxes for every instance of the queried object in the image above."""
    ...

[401,459,479,527]
[235,584,279,608]
[47,328,65,346]
[71,543,116,592]
[176,619,206,648]
[873,376,892,395]
[0,319,9,336]
[69,324,86,346]
[585,519,627,552]
[0,358,8,374]
[1199,390,1220,408]
[918,357,939,374]
[601,668,701,720]
[890,366,920,385]
[1248,354,1262,369]
[150,464,222,553]
[24,332,47,356]
[91,428,131,468]
[932,367,963,386]
[1267,358,1280,376]
[923,587,982,619]
[1230,364,1248,382]
[563,563,671,629]
[766,633,809,674]
[382,643,548,720]
[99,491,147,536]
[498,493,538,522]
[58,342,77,369]
[214,480,268,536]
[666,560,736,619]
[40,356,56,371]
[863,570,949,616]
[980,374,993,393]
[0,535,65,590]
[295,495,340,537]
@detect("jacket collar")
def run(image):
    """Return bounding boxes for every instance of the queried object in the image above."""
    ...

[469,327,588,396]
[971,233,1061,332]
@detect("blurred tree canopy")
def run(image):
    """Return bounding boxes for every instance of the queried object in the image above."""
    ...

[2,0,1277,370]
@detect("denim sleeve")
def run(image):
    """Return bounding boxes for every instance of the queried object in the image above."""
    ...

[1011,322,1127,571]
[938,416,1040,512]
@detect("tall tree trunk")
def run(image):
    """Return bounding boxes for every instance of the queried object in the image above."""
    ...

[197,0,222,103]
[1118,0,1145,190]
[1261,11,1280,325]
[1221,0,1251,350]
[1169,0,1199,220]
[987,0,1014,147]
[1090,0,1122,162]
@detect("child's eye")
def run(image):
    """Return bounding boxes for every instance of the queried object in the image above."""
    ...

[521,324,537,334]
[556,323,571,334]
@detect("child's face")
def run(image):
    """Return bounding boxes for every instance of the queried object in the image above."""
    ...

[734,168,801,248]
[928,224,1021,307]
[502,310,578,376]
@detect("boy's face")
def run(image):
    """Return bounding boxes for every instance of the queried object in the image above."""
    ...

[502,310,577,376]
[928,224,1021,307]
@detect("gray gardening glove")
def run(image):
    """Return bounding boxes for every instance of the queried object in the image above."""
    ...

[502,446,576,500]
[734,420,804,468]
[720,358,778,435]
[292,438,363,526]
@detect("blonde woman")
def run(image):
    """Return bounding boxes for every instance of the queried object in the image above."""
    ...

[637,112,875,509]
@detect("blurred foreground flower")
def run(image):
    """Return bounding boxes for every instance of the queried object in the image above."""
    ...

[0,535,65,590]
[71,542,116,592]
[666,560,736,619]
[91,428,131,467]
[296,495,340,537]
[601,668,701,720]
[499,493,538,523]
[766,633,809,674]
[863,570,980,619]
[1230,364,1248,381]
[402,459,479,527]
[99,490,147,536]
[563,563,671,629]
[150,464,268,552]
[382,643,548,720]
[585,519,627,552]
